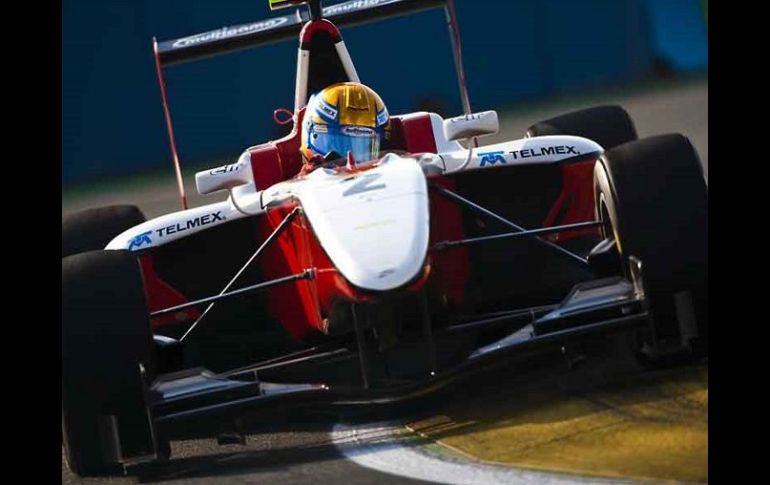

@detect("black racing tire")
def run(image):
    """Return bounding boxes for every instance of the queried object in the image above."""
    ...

[62,250,157,476]
[527,105,638,150]
[594,134,707,366]
[62,205,146,258]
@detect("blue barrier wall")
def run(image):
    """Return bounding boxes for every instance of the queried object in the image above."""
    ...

[62,0,707,185]
[645,0,708,71]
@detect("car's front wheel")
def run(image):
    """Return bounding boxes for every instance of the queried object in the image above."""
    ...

[62,250,161,476]
[593,134,707,366]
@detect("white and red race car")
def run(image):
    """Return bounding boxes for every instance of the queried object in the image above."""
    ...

[62,0,708,477]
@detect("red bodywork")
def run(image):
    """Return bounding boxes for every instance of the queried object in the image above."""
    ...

[247,111,470,339]
[140,254,201,326]
[142,109,595,339]
[144,15,596,339]
[541,161,598,242]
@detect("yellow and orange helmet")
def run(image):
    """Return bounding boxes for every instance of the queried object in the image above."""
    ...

[301,82,390,164]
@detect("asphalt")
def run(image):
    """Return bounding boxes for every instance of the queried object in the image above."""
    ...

[61,349,707,484]
[62,420,429,485]
[62,77,708,484]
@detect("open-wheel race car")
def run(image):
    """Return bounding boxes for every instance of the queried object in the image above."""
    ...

[62,0,708,477]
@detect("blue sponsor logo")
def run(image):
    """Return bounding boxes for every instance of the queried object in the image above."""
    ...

[128,231,153,251]
[317,100,338,121]
[376,107,389,126]
[479,151,507,166]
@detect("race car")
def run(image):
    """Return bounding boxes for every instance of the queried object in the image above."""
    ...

[62,0,708,477]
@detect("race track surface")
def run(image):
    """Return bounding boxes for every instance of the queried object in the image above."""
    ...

[405,360,707,483]
[62,78,708,484]
[62,354,707,484]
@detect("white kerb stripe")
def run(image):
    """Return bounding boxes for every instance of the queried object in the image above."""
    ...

[331,422,643,485]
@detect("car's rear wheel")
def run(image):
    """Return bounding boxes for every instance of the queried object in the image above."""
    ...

[527,105,638,150]
[62,205,146,257]
[594,134,708,366]
[62,250,161,476]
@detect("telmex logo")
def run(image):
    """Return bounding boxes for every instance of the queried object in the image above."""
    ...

[172,17,290,48]
[324,0,401,15]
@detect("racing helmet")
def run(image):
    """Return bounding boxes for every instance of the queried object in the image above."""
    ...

[301,82,390,164]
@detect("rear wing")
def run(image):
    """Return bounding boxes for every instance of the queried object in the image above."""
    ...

[153,0,470,210]
[157,0,446,66]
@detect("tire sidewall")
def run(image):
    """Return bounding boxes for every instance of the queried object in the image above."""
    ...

[62,205,145,258]
[62,250,155,476]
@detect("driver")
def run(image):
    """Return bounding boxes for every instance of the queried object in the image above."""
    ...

[300,82,390,171]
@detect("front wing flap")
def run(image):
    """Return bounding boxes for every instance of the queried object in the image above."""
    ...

[150,277,648,429]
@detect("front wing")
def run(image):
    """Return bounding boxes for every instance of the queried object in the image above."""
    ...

[150,276,649,428]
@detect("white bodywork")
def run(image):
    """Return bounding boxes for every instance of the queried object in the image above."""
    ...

[195,156,253,195]
[104,200,249,252]
[107,111,603,292]
[442,110,499,141]
[269,154,429,291]
[438,135,603,175]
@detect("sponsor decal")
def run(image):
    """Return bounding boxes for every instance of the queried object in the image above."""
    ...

[171,17,289,48]
[378,268,396,279]
[343,126,376,137]
[354,219,396,230]
[209,163,241,175]
[155,211,225,237]
[318,100,338,120]
[509,145,579,159]
[128,231,153,251]
[323,0,401,16]
[479,151,507,166]
[376,108,389,126]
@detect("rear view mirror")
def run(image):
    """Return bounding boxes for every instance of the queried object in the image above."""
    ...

[443,111,499,141]
[196,160,252,195]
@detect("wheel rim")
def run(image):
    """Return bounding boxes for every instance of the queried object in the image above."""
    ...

[597,193,612,240]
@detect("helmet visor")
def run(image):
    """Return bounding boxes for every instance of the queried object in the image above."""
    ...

[308,124,382,164]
